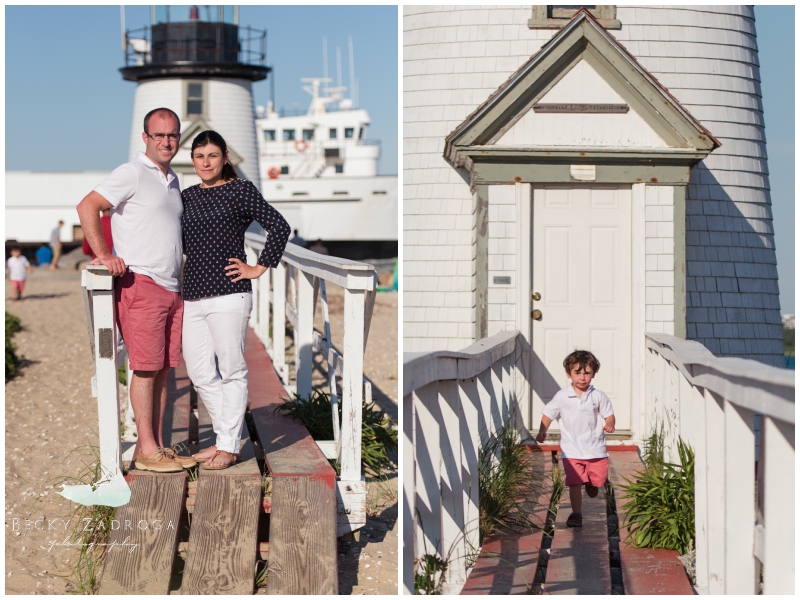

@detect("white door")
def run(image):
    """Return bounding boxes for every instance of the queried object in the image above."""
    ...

[531,186,632,431]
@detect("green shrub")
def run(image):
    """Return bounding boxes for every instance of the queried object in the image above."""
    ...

[478,423,543,542]
[414,553,447,595]
[783,326,794,356]
[274,390,398,476]
[5,312,22,383]
[619,432,695,554]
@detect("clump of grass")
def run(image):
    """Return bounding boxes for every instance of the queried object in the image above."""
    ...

[619,424,695,554]
[56,441,117,594]
[414,553,448,595]
[478,423,543,543]
[549,460,565,515]
[274,390,398,476]
[255,559,268,590]
[6,311,22,382]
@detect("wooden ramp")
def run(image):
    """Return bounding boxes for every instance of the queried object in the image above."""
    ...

[542,451,611,595]
[608,451,694,595]
[245,328,339,595]
[181,400,262,594]
[98,362,191,594]
[461,446,553,594]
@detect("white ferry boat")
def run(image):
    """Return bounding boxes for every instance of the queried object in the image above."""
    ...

[255,78,398,257]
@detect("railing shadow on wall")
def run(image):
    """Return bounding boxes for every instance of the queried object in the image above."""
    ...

[645,334,794,595]
[244,234,377,537]
[403,329,530,594]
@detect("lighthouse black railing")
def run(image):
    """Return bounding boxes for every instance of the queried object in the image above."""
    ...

[124,23,266,67]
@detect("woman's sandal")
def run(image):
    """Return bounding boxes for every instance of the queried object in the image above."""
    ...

[200,450,239,470]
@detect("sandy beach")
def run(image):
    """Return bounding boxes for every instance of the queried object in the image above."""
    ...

[5,266,398,594]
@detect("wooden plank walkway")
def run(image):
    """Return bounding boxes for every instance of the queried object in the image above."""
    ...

[181,396,262,595]
[460,446,553,594]
[608,451,694,595]
[543,451,612,595]
[245,328,339,595]
[98,362,191,594]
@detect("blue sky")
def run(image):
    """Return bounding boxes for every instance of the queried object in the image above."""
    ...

[753,5,794,314]
[4,5,398,175]
[4,5,794,312]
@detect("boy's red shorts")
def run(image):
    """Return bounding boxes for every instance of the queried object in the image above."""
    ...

[11,279,25,292]
[562,457,609,487]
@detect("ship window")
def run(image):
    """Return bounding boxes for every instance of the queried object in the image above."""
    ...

[283,130,296,141]
[324,148,340,158]
[335,164,344,174]
[302,129,315,141]
[345,128,354,139]
[359,127,365,139]
[185,81,206,117]
[280,166,289,175]
[263,130,276,141]
[528,5,620,29]
[329,128,337,139]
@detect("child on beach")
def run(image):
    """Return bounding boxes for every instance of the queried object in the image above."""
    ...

[535,350,615,527]
[6,246,33,301]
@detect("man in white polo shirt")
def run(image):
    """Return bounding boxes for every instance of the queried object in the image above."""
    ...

[77,107,194,473]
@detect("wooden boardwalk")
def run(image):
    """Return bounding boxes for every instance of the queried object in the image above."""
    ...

[461,446,694,595]
[97,331,339,594]
[98,359,192,595]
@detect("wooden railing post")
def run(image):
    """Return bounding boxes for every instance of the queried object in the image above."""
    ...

[458,377,481,569]
[414,382,442,563]
[692,383,709,593]
[724,401,757,593]
[82,266,122,479]
[704,389,726,594]
[340,287,365,481]
[403,392,415,595]
[296,269,315,400]
[439,380,466,594]
[273,261,287,380]
[761,416,795,594]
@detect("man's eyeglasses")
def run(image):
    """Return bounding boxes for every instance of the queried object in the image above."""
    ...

[146,133,181,142]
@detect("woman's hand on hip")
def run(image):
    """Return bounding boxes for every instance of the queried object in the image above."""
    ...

[225,258,267,282]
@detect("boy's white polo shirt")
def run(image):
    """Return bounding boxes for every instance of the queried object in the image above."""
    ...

[94,152,183,292]
[542,384,614,460]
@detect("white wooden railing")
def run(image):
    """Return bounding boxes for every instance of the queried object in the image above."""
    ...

[402,330,523,594]
[244,233,377,536]
[645,334,794,595]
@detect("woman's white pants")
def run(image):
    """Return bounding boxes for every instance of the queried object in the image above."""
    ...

[182,292,252,454]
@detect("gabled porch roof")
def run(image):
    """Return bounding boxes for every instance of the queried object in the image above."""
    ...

[444,9,720,173]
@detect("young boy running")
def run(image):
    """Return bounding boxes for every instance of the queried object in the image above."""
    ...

[7,246,33,301]
[535,350,615,527]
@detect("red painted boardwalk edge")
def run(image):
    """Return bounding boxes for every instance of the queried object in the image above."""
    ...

[460,447,553,595]
[608,452,694,595]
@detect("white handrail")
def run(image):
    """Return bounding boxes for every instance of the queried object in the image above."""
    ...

[645,333,794,595]
[403,330,522,595]
[244,234,376,537]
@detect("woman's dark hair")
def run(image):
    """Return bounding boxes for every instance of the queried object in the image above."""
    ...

[191,130,238,181]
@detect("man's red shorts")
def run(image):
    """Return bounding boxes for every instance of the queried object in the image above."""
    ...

[562,457,609,487]
[115,271,183,371]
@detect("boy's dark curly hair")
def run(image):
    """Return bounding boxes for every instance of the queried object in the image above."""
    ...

[563,350,600,374]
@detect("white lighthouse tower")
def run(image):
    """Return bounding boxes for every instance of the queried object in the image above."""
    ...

[121,5,267,189]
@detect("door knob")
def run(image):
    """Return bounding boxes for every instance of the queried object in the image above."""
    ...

[532,292,541,301]
[532,309,542,321]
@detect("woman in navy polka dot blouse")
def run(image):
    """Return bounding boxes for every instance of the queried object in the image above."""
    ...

[181,130,290,469]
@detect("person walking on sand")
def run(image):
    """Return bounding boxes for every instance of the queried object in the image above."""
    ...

[49,220,64,270]
[535,350,615,528]
[76,107,194,473]
[6,245,33,301]
[182,130,290,470]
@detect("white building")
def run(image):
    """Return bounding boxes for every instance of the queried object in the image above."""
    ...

[403,6,785,436]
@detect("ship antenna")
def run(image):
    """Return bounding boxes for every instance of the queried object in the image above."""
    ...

[336,46,342,90]
[348,36,356,108]
[323,37,329,96]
